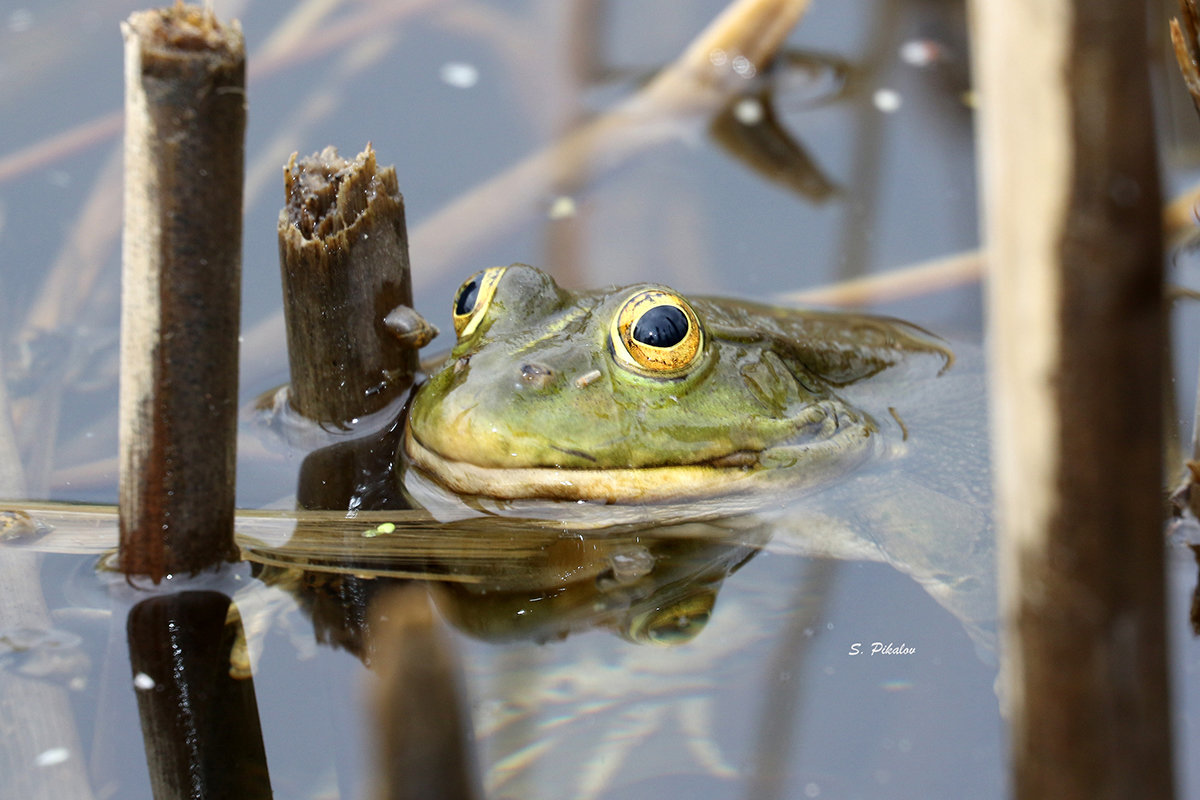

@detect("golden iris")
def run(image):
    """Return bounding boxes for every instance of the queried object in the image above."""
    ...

[611,289,704,376]
[451,266,506,338]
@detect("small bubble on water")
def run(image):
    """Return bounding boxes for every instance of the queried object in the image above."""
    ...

[548,195,576,220]
[440,62,479,89]
[35,747,70,767]
[733,97,763,125]
[873,88,902,112]
[899,39,946,67]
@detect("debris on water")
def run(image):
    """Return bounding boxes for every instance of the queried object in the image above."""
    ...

[548,195,577,220]
[0,626,90,684]
[440,61,479,88]
[0,509,52,543]
[899,38,950,67]
[607,546,654,583]
[34,747,70,768]
[873,88,902,113]
[362,522,396,538]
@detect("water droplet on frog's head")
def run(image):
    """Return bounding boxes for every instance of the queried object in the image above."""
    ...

[519,363,553,389]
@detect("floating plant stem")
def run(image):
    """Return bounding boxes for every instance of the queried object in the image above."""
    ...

[118,4,245,580]
[278,144,421,425]
[973,0,1175,796]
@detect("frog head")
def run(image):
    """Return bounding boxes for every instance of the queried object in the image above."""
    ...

[403,264,948,505]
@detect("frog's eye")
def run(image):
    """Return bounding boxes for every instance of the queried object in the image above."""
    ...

[623,591,716,646]
[451,266,506,338]
[611,289,704,376]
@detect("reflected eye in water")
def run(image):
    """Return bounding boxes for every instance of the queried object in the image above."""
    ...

[451,266,507,338]
[610,289,704,377]
[622,589,718,646]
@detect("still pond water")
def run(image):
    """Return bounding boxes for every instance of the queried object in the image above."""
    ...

[1,1,1199,798]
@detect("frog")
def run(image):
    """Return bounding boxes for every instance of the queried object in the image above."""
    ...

[402,263,954,516]
[399,263,995,657]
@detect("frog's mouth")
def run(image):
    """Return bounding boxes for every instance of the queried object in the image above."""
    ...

[401,412,878,505]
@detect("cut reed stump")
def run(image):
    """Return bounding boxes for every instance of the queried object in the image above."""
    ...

[279,145,421,426]
[973,0,1175,798]
[118,5,245,581]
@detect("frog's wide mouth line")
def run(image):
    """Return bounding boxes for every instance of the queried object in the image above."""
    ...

[402,420,876,505]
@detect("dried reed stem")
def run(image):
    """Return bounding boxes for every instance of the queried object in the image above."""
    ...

[278,145,418,425]
[118,5,245,580]
[973,0,1175,796]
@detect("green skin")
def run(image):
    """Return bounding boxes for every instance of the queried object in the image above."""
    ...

[403,264,951,505]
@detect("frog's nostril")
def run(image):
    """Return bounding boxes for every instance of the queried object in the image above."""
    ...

[520,363,554,389]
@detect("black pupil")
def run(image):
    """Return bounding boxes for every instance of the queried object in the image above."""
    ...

[632,305,688,347]
[455,278,480,316]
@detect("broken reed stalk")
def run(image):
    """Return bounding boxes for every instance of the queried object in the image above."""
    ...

[118,5,244,581]
[972,1,1175,797]
[278,145,418,425]
[369,586,482,800]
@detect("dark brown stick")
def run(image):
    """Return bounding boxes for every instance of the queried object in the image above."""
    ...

[127,592,273,799]
[973,1,1175,797]
[278,145,418,425]
[118,5,245,581]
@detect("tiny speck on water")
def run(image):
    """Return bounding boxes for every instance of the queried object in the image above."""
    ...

[733,97,763,125]
[133,672,156,690]
[899,38,946,67]
[804,781,821,798]
[440,61,479,88]
[548,195,576,220]
[873,88,902,112]
[35,747,69,767]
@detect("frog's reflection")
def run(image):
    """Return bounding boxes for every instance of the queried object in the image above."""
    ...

[250,520,768,658]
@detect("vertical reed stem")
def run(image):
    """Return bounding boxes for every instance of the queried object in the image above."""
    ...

[278,145,417,425]
[972,1,1175,797]
[118,5,245,581]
